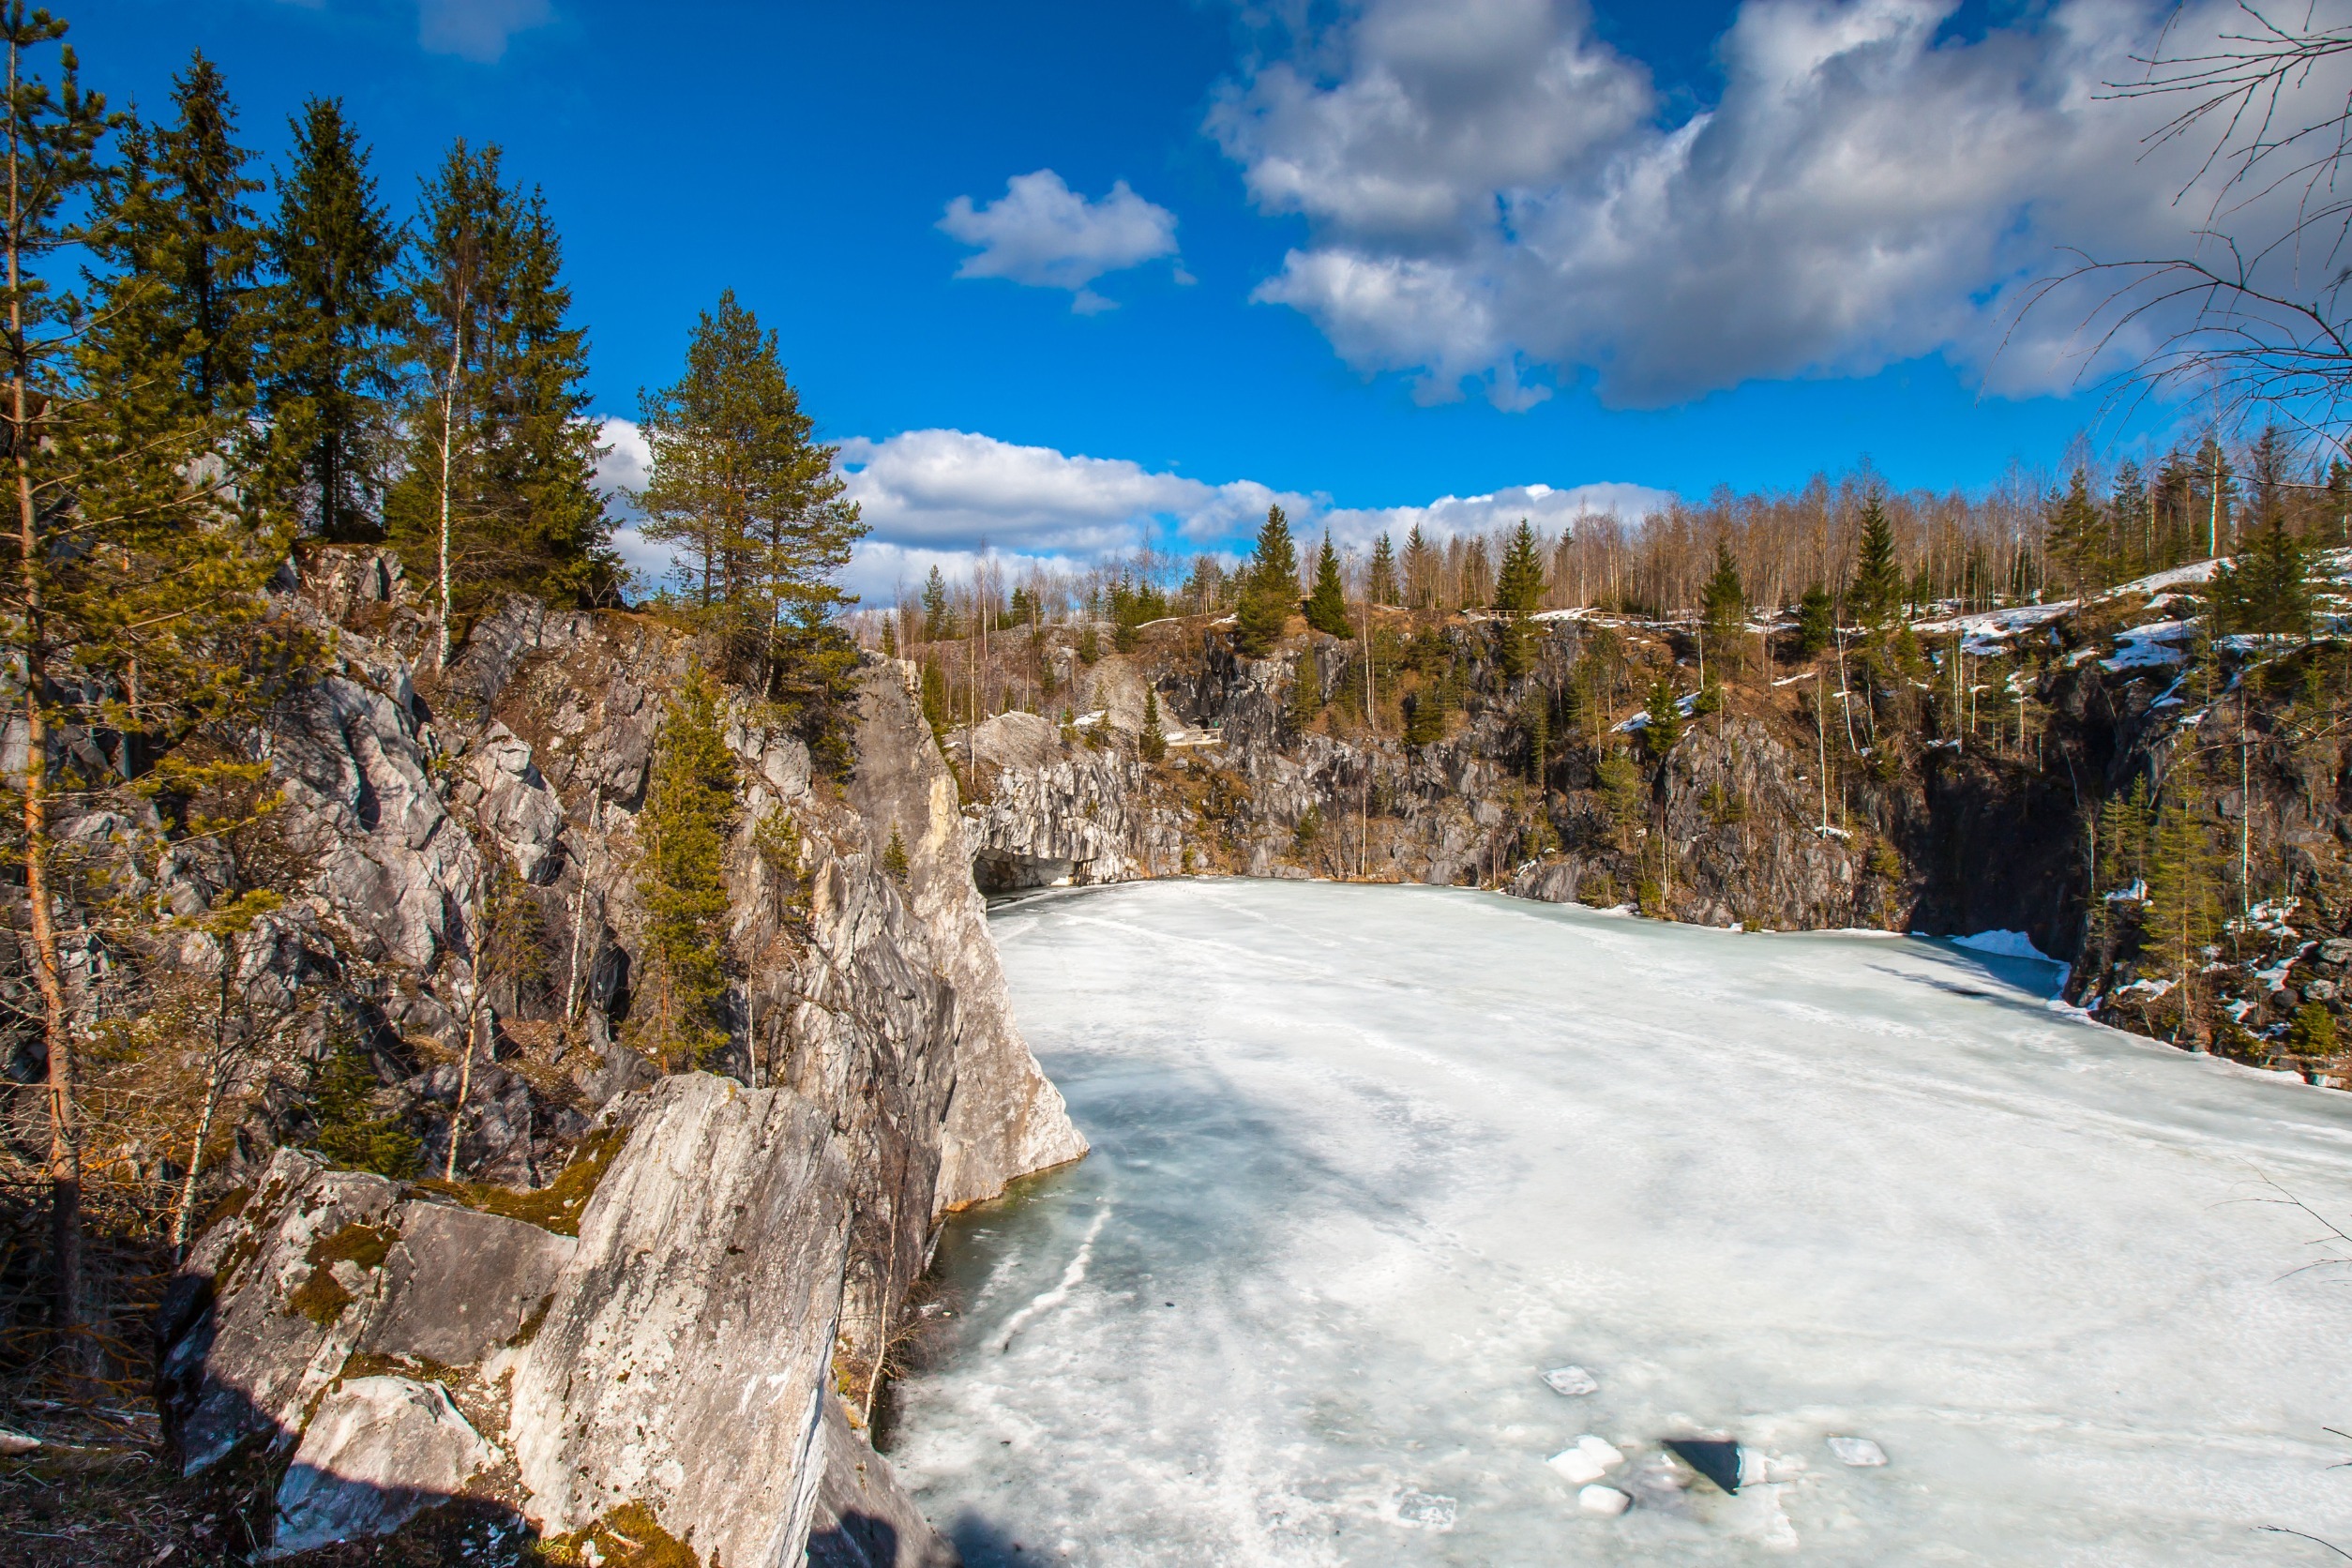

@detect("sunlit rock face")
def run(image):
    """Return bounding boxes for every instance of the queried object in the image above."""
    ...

[893,880,2352,1565]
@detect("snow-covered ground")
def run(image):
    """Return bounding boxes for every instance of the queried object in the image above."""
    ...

[892,881,2352,1565]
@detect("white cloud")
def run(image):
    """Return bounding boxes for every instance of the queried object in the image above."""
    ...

[415,0,552,62]
[940,171,1182,312]
[1323,481,1677,548]
[595,418,1664,600]
[1210,0,2329,409]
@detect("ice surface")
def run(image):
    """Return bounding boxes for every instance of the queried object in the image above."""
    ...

[1827,1437,1887,1467]
[893,881,2352,1564]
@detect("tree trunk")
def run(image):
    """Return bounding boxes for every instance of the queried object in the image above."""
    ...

[8,31,81,1377]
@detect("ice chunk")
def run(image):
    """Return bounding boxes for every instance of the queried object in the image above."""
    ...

[1542,1364,1598,1396]
[1395,1490,1455,1530]
[1738,1444,1770,1489]
[1576,1434,1625,1470]
[1547,1447,1607,1485]
[1828,1436,1888,1467]
[1578,1484,1632,1516]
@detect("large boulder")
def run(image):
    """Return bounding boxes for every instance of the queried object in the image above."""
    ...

[158,1151,401,1475]
[361,1201,576,1367]
[267,1376,491,1558]
[510,1075,852,1568]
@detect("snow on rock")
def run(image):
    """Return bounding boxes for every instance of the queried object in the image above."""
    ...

[1577,1484,1632,1516]
[1546,1446,1608,1485]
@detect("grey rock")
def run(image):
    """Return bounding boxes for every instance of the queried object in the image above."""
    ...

[267,1375,491,1558]
[461,722,567,883]
[159,1150,400,1475]
[2321,937,2352,966]
[510,1075,851,1568]
[362,1201,576,1367]
[806,1395,961,1568]
[2305,978,2341,1004]
[847,664,1088,1214]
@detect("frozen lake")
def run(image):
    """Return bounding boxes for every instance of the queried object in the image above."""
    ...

[889,880,2352,1565]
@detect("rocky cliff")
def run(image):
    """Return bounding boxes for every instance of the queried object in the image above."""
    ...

[953,585,2352,1078]
[144,549,1083,1563]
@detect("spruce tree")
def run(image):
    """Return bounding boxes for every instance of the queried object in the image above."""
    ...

[1289,645,1321,729]
[1496,520,1546,618]
[1139,686,1167,762]
[1849,497,1903,628]
[1700,540,1745,665]
[632,670,739,1068]
[1234,504,1296,657]
[261,98,400,542]
[91,53,264,425]
[921,565,952,641]
[2046,469,2106,597]
[1367,532,1399,605]
[1304,531,1352,637]
[1494,519,1546,677]
[2144,783,2223,999]
[1640,677,1683,756]
[1796,582,1834,656]
[1402,521,1435,611]
[2209,515,2313,641]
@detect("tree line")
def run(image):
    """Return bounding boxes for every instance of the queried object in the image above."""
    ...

[890,427,2349,647]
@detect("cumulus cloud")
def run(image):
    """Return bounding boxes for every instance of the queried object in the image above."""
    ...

[1210,0,2313,409]
[940,170,1182,312]
[415,0,552,62]
[595,418,1662,600]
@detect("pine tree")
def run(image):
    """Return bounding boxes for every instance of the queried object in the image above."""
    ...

[1796,582,1834,656]
[386,142,616,653]
[634,291,866,754]
[1304,531,1352,637]
[1700,539,1745,665]
[1849,497,1903,627]
[1235,504,1296,657]
[882,823,909,881]
[632,670,739,1068]
[260,98,400,543]
[4,8,297,1367]
[1524,692,1548,785]
[1367,532,1399,605]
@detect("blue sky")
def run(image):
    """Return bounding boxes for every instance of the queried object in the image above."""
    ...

[79,2,2254,591]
